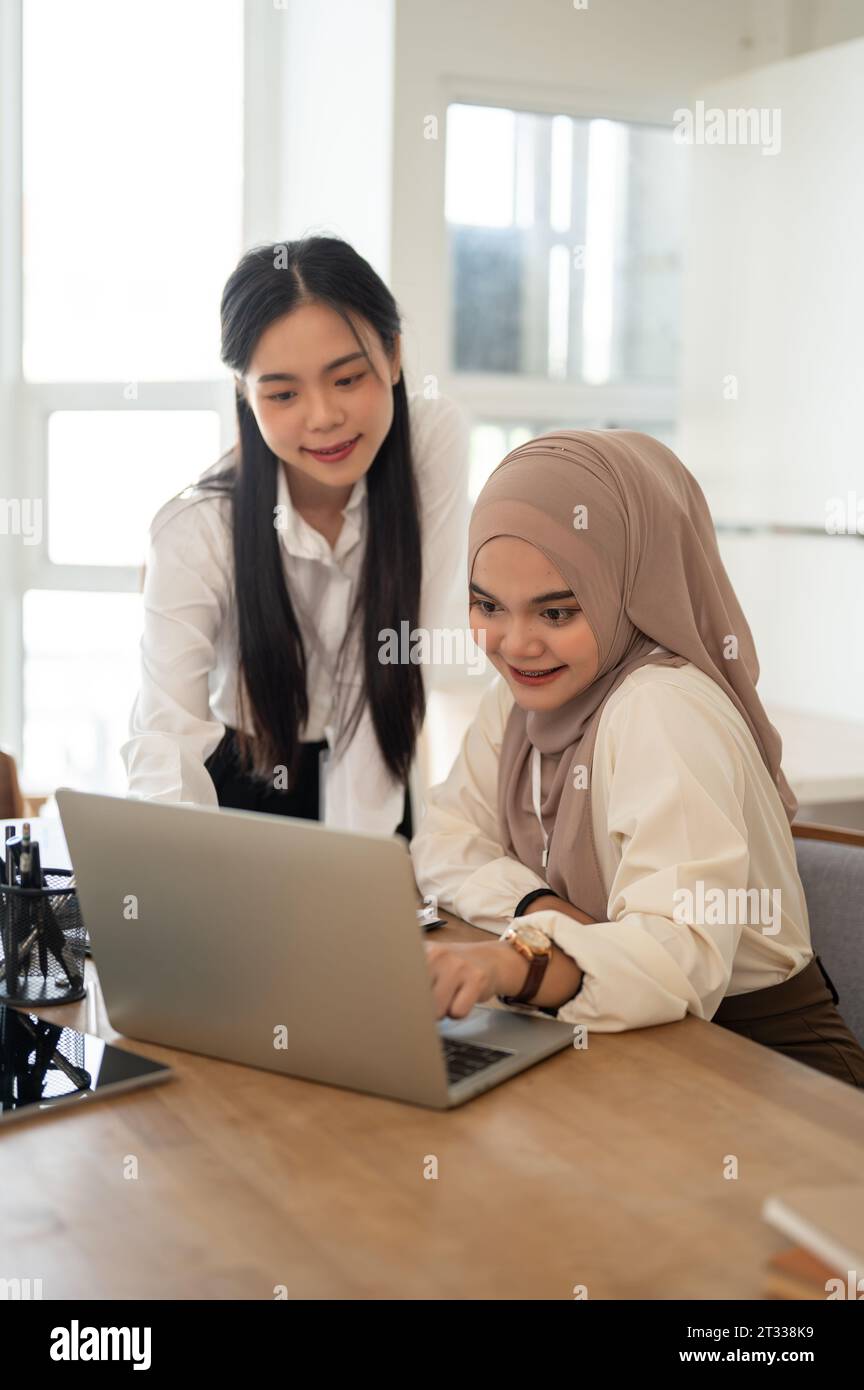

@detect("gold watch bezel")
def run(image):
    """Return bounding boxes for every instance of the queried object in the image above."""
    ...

[502,922,553,959]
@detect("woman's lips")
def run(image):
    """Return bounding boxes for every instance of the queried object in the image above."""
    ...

[508,663,567,686]
[302,436,360,463]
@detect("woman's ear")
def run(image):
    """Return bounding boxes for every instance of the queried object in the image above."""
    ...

[390,334,402,385]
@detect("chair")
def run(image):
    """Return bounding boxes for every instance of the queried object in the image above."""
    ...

[0,750,26,820]
[792,821,864,1046]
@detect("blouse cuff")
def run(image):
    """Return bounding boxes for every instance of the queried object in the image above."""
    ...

[514,886,560,918]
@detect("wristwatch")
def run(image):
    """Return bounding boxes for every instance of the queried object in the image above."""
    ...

[497,922,553,1006]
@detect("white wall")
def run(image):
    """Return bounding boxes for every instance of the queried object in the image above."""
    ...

[269,0,864,409]
[375,0,864,770]
[0,0,24,757]
[237,4,864,791]
[388,0,804,387]
[277,0,395,280]
[187,6,864,738]
[786,0,864,53]
[677,38,864,722]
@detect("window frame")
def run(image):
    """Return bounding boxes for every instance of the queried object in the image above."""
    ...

[440,85,684,431]
[0,0,282,773]
[422,83,682,698]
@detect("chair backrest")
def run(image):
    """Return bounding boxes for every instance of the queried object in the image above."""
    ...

[792,821,864,1047]
[0,750,25,820]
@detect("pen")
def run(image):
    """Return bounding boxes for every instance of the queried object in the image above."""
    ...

[4,827,22,994]
[27,839,48,982]
[3,827,15,888]
[3,827,19,992]
[35,883,83,992]
[2,826,14,886]
[0,924,38,982]
[17,823,34,992]
[18,823,32,882]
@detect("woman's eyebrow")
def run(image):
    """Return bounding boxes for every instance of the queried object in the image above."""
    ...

[469,582,576,605]
[257,352,366,384]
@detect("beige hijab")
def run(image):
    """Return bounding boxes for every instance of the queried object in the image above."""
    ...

[468,430,797,922]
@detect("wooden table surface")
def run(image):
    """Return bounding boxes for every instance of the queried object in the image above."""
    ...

[1,912,863,1300]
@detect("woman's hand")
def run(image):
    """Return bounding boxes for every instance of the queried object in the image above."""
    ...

[424,941,528,1021]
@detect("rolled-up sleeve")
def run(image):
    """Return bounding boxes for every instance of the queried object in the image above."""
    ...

[120,500,229,806]
[535,680,751,1031]
[410,677,551,932]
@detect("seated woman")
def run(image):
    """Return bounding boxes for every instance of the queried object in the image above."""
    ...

[411,429,864,1089]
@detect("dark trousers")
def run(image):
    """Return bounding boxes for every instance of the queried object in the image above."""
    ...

[204,728,413,839]
[712,954,864,1089]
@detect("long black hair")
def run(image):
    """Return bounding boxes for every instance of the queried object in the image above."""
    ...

[197,236,425,792]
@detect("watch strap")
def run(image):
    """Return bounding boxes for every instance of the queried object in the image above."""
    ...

[499,949,551,1006]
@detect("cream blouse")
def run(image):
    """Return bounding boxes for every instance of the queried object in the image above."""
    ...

[409,663,813,1031]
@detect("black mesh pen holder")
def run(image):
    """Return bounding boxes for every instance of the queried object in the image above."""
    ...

[0,870,87,1005]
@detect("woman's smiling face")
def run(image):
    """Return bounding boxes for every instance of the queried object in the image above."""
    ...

[470,537,600,709]
[236,300,401,492]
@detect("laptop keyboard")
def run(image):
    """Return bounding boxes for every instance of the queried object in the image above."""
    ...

[442,1036,514,1087]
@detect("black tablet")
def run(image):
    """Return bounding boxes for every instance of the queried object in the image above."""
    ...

[0,1003,174,1126]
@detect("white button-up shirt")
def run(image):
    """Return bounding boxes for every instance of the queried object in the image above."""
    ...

[121,392,470,833]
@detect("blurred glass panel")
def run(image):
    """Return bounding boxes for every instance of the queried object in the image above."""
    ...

[445,105,515,228]
[47,411,222,566]
[549,116,573,234]
[583,120,624,384]
[468,420,677,500]
[22,0,244,381]
[447,104,687,385]
[469,423,533,502]
[619,421,678,451]
[547,245,570,378]
[22,590,143,795]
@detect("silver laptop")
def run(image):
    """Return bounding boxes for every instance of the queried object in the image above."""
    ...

[55,788,574,1109]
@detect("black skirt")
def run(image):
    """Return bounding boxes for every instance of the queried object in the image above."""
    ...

[204,727,413,839]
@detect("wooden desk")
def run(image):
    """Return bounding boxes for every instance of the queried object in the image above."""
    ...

[1,913,862,1300]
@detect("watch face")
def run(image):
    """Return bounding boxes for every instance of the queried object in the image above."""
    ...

[517,923,552,955]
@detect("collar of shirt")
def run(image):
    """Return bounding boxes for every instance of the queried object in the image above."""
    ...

[275,459,367,564]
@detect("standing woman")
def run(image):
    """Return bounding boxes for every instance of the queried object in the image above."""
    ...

[122,237,469,835]
[411,429,864,1088]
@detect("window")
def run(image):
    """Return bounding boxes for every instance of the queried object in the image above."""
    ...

[444,100,686,506]
[23,591,144,795]
[46,411,222,567]
[0,0,263,798]
[446,103,687,386]
[22,0,244,382]
[411,95,688,749]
